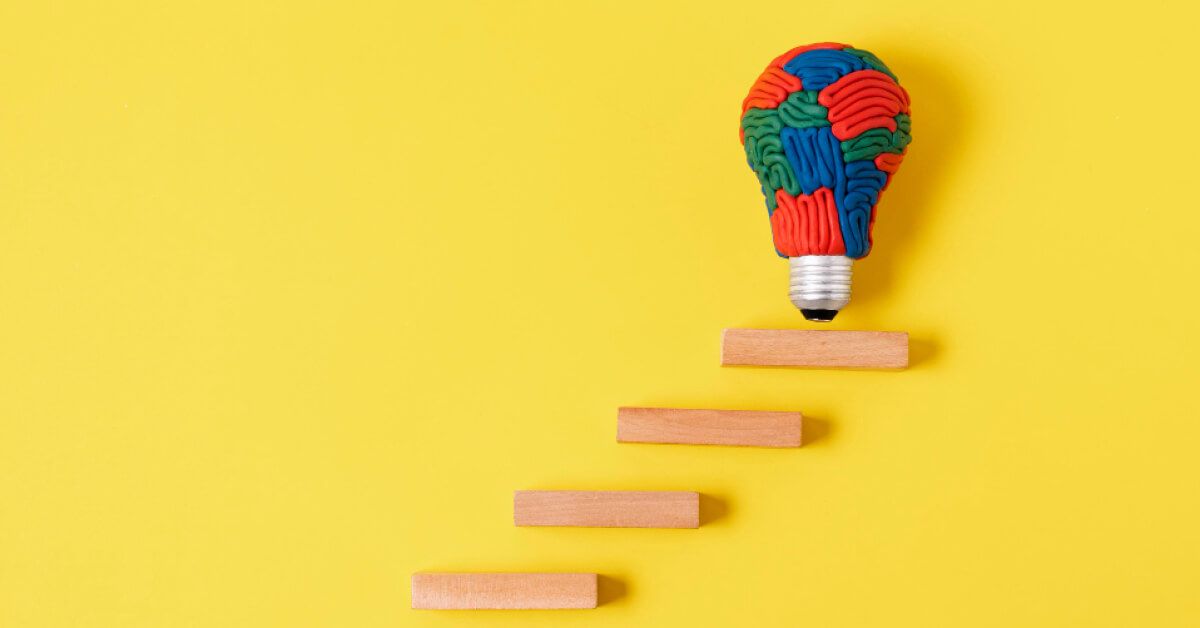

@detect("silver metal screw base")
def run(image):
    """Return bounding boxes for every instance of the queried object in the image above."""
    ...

[788,255,853,322]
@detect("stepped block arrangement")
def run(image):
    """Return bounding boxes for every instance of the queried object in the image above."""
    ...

[618,407,802,448]
[514,490,700,529]
[722,328,909,368]
[411,572,598,609]
[413,329,908,611]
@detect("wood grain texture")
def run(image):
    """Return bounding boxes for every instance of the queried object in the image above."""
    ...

[514,490,699,528]
[721,328,909,369]
[617,407,802,447]
[411,572,598,610]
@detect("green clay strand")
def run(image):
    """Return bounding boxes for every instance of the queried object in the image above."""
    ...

[891,113,913,152]
[741,108,782,140]
[743,141,781,207]
[745,132,800,197]
[841,130,893,162]
[764,186,778,211]
[744,136,771,191]
[777,91,829,129]
[764,155,799,196]
[840,123,912,162]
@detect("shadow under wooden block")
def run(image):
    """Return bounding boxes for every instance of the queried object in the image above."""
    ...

[800,415,832,446]
[514,490,700,528]
[721,329,909,369]
[596,575,626,606]
[698,494,728,526]
[908,335,938,367]
[411,572,597,610]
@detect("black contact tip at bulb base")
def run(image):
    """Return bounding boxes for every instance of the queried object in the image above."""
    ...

[800,309,839,322]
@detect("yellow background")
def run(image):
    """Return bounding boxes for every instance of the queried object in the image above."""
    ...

[3,1,1199,626]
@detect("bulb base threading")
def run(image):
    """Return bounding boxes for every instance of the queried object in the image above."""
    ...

[789,255,852,321]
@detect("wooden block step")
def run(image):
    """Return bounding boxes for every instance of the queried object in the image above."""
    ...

[514,490,699,528]
[411,572,597,609]
[618,407,802,448]
[722,328,908,369]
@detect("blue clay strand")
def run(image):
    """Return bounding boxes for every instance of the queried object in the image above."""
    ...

[782,49,868,90]
[780,126,845,196]
[836,160,890,258]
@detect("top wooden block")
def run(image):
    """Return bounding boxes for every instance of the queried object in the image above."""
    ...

[721,329,908,369]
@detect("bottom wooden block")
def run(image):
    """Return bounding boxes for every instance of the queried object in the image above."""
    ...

[411,572,598,610]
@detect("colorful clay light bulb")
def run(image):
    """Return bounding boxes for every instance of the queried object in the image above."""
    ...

[740,43,911,321]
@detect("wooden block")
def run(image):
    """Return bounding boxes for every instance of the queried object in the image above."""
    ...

[411,572,597,609]
[514,490,699,528]
[618,406,802,448]
[721,328,908,369]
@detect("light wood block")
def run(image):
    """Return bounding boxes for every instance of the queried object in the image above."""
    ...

[514,490,699,528]
[411,572,597,609]
[721,328,909,369]
[618,406,802,448]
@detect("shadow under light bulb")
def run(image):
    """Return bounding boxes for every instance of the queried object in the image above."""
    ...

[740,43,911,321]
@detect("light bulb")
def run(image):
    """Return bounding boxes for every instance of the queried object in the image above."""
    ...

[740,43,911,321]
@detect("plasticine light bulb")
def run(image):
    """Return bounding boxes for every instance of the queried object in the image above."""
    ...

[740,43,911,321]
